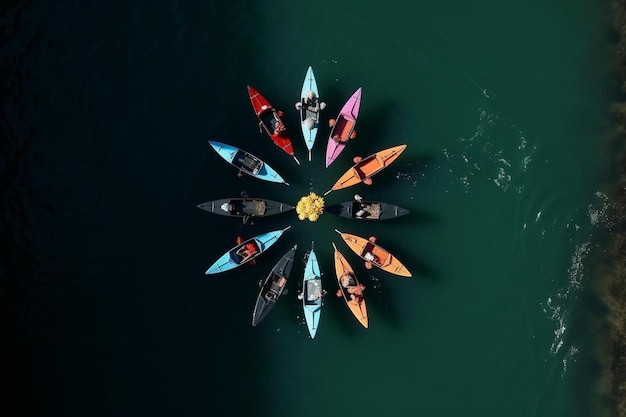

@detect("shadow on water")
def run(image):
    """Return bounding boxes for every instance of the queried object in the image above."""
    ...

[2,1,58,414]
[2,2,137,415]
[0,1,287,416]
[349,99,395,152]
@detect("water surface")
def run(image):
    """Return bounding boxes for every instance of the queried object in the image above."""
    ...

[1,1,614,416]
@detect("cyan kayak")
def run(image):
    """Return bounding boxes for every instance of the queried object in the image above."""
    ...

[205,226,291,274]
[209,140,289,185]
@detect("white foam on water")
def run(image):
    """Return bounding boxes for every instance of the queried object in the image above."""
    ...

[439,93,536,194]
[535,190,615,377]
[540,241,589,375]
[394,170,419,188]
[369,274,382,291]
[588,190,616,228]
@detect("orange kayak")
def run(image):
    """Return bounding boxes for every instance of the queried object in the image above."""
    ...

[324,144,406,196]
[334,229,412,277]
[332,243,368,328]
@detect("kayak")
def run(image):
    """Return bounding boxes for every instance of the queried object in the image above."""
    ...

[208,141,289,185]
[196,196,294,224]
[296,66,323,161]
[326,87,362,168]
[334,229,412,277]
[325,200,409,221]
[324,144,407,196]
[205,226,291,275]
[248,85,300,165]
[302,242,323,339]
[332,243,368,328]
[252,244,298,326]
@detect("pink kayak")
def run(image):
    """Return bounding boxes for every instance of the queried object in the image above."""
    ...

[325,87,362,168]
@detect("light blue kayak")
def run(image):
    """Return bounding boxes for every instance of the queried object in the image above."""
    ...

[205,226,291,274]
[209,141,289,185]
[302,242,323,338]
[297,67,323,162]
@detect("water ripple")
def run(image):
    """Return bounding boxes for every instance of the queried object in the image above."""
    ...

[440,95,537,195]
[540,240,590,376]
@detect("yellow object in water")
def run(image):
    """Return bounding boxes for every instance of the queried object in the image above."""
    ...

[296,192,325,222]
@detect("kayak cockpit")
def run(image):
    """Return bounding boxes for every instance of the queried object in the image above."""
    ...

[305,279,323,305]
[233,150,263,175]
[331,116,355,143]
[351,201,381,219]
[354,155,381,180]
[362,242,389,267]
[264,275,286,303]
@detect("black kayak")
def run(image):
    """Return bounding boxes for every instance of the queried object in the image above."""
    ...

[197,197,294,223]
[252,244,297,326]
[325,200,409,221]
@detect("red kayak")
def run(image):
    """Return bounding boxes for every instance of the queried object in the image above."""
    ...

[247,85,300,165]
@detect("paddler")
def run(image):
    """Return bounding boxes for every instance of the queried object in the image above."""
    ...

[235,236,256,265]
[364,236,378,269]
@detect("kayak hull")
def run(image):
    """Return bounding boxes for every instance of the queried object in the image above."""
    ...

[252,244,298,326]
[326,144,407,194]
[325,200,409,221]
[248,85,299,164]
[326,87,362,167]
[209,141,288,185]
[335,230,412,277]
[205,226,291,274]
[333,244,368,328]
[298,66,321,160]
[197,198,294,221]
[302,245,322,338]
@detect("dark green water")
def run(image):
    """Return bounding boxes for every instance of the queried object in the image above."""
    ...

[2,1,615,416]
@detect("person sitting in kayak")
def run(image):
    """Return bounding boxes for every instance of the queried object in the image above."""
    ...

[295,91,326,120]
[235,238,258,264]
[355,203,371,218]
[340,273,354,288]
[336,273,365,301]
[348,283,365,303]
[298,288,326,300]
[347,284,365,296]
[273,111,286,135]
[220,202,235,214]
[304,90,319,111]
[363,251,380,269]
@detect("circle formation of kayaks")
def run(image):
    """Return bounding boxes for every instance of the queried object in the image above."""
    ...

[203,68,414,336]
